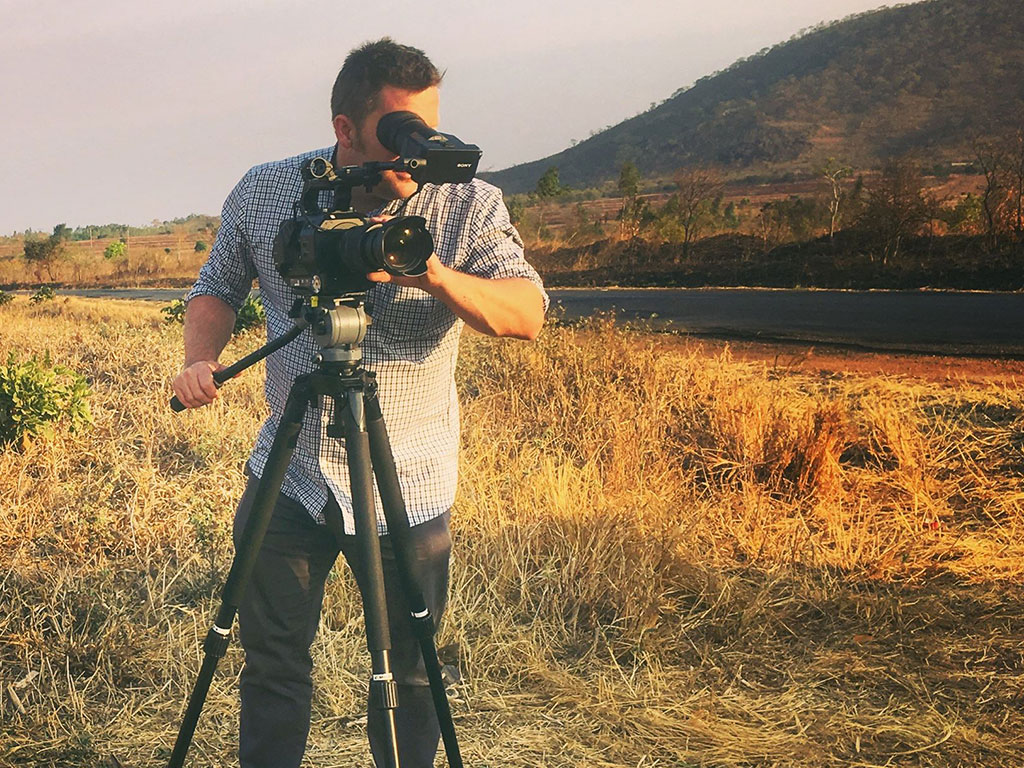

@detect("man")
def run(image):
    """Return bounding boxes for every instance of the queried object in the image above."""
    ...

[172,38,546,768]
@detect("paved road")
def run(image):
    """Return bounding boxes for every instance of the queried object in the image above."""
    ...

[551,288,1024,356]
[58,286,1024,356]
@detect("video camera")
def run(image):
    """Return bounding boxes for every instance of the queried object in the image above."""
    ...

[273,111,482,297]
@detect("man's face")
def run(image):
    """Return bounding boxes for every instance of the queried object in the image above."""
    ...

[333,85,440,203]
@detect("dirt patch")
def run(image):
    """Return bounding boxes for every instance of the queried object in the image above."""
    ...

[658,334,1024,385]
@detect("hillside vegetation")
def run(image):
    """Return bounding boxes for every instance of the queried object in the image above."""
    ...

[487,0,1024,193]
[511,159,1024,291]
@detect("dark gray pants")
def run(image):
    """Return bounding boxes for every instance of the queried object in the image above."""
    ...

[233,474,451,768]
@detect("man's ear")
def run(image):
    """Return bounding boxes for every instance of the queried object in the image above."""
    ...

[333,113,357,150]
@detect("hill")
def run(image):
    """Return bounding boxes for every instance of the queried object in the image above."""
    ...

[485,0,1024,193]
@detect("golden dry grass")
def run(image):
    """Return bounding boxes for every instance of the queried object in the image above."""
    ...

[0,242,207,288]
[1,296,1022,767]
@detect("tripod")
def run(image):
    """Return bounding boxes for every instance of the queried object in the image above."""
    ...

[167,296,463,768]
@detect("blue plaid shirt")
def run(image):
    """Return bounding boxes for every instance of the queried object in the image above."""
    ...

[187,146,547,534]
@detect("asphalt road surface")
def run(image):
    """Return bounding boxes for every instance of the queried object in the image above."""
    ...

[59,287,1024,357]
[550,288,1024,356]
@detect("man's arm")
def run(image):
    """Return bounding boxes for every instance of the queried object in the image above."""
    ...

[171,295,237,408]
[367,255,545,340]
[173,168,257,408]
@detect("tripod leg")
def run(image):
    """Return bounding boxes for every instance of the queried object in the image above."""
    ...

[364,389,464,768]
[339,387,402,768]
[167,381,312,768]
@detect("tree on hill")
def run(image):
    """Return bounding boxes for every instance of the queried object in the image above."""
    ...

[51,223,70,243]
[535,166,568,199]
[617,161,641,199]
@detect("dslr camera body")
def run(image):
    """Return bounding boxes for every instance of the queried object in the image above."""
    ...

[273,112,482,298]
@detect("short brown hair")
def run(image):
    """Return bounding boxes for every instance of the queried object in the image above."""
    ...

[330,38,443,127]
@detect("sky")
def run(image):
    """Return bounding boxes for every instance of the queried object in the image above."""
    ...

[0,0,893,234]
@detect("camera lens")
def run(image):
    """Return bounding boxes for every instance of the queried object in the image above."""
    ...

[364,216,433,276]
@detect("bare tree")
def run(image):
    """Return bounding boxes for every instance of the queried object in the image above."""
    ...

[1008,127,1024,239]
[972,138,1009,250]
[859,159,930,264]
[756,201,787,254]
[820,158,852,238]
[671,167,724,258]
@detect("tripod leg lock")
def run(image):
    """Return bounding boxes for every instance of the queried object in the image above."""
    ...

[410,610,436,641]
[370,673,399,711]
[202,625,231,659]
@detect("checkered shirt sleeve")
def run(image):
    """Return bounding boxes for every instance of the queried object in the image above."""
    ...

[462,186,549,298]
[186,172,258,310]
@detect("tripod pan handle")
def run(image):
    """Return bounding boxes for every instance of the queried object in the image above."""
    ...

[168,317,310,412]
[169,369,231,412]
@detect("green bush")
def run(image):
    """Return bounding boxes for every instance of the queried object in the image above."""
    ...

[0,352,92,448]
[0,290,14,307]
[233,293,265,334]
[161,298,186,325]
[103,241,127,260]
[162,293,265,335]
[194,240,208,252]
[30,286,55,304]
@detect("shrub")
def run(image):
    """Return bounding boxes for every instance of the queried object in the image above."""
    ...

[161,298,186,325]
[0,290,14,307]
[103,241,127,260]
[30,286,56,304]
[0,352,92,448]
[233,293,265,334]
[194,240,208,252]
[162,293,265,335]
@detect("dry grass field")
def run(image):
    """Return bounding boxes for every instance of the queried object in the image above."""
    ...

[0,236,208,288]
[1,296,1022,767]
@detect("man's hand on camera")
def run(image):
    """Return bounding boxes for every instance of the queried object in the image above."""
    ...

[364,213,443,292]
[366,253,444,293]
[363,215,544,339]
[172,361,225,409]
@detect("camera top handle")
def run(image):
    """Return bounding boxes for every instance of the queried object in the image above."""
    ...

[298,157,425,215]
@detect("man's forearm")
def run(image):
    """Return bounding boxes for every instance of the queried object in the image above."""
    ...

[184,294,237,365]
[426,261,545,340]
